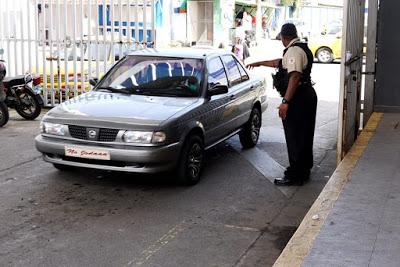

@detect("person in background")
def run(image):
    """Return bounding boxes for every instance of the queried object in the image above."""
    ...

[234,20,250,63]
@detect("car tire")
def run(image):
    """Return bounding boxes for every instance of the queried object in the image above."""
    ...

[316,47,334,63]
[15,89,42,120]
[176,134,204,186]
[239,107,261,149]
[53,163,74,171]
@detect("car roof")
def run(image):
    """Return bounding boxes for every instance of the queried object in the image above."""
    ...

[126,48,229,60]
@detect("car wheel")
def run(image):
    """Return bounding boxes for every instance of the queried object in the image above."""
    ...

[316,47,334,63]
[53,163,74,171]
[176,135,204,186]
[15,89,41,120]
[239,107,261,149]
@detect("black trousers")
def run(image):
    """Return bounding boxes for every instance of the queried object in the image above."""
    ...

[282,85,317,181]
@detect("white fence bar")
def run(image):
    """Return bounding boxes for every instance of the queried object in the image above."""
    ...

[102,0,107,74]
[80,0,85,94]
[42,0,48,106]
[119,0,123,58]
[6,0,11,72]
[87,0,92,91]
[49,0,55,105]
[20,4,25,74]
[151,0,154,45]
[35,0,39,79]
[96,0,100,78]
[135,0,139,49]
[27,0,32,73]
[111,0,115,66]
[72,0,78,96]
[64,0,69,101]
[14,4,18,75]
[143,0,147,47]
[2,0,156,107]
[127,0,131,51]
[56,0,61,101]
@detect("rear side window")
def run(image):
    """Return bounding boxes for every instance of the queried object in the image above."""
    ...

[221,55,242,86]
[237,61,249,81]
[207,57,228,87]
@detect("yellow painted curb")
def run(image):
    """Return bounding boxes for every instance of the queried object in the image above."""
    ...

[273,112,383,267]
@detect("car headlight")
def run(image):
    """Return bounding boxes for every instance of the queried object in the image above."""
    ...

[122,131,166,144]
[41,121,68,136]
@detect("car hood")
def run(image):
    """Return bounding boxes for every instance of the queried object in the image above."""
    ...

[44,91,199,129]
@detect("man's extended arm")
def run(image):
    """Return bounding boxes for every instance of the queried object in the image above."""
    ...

[246,59,281,69]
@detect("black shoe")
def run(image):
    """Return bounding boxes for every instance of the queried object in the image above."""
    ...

[274,177,296,186]
[274,177,305,186]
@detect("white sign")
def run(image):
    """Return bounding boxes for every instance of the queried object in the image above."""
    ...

[65,146,110,161]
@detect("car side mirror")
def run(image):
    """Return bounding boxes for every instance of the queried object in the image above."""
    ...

[89,78,99,87]
[208,84,228,97]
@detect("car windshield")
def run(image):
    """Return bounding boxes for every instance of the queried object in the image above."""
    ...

[96,56,204,97]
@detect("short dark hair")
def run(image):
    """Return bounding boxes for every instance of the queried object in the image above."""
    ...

[280,23,298,38]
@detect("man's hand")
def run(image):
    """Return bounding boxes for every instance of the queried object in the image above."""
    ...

[246,62,260,70]
[278,103,289,120]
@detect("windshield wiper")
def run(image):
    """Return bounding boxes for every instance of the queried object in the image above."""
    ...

[96,86,133,94]
[141,87,198,97]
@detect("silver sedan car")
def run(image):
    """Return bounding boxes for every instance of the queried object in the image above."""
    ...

[35,48,267,185]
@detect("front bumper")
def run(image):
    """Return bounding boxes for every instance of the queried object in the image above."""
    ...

[35,135,182,173]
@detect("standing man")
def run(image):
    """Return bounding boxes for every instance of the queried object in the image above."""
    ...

[247,23,317,186]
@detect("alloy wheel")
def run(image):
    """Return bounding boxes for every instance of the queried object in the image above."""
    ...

[187,142,203,179]
[317,48,333,63]
[251,112,261,143]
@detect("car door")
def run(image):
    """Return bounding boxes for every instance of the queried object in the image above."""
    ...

[202,56,231,146]
[220,55,256,131]
[235,58,258,127]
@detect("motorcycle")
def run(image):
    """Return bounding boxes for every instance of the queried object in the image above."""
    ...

[0,59,43,121]
[0,54,9,127]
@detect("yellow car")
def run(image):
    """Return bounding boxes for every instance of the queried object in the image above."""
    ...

[308,31,342,63]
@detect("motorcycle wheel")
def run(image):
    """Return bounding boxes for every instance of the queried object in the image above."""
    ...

[15,88,41,120]
[0,101,9,127]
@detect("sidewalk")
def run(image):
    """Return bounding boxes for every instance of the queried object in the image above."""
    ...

[274,112,400,266]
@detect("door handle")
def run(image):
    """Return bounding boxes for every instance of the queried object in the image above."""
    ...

[230,94,236,99]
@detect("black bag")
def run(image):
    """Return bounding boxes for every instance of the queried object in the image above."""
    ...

[272,60,289,97]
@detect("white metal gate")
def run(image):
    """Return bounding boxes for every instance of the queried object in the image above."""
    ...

[0,0,156,107]
[337,0,366,160]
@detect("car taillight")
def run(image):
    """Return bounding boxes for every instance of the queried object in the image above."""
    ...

[33,75,41,86]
